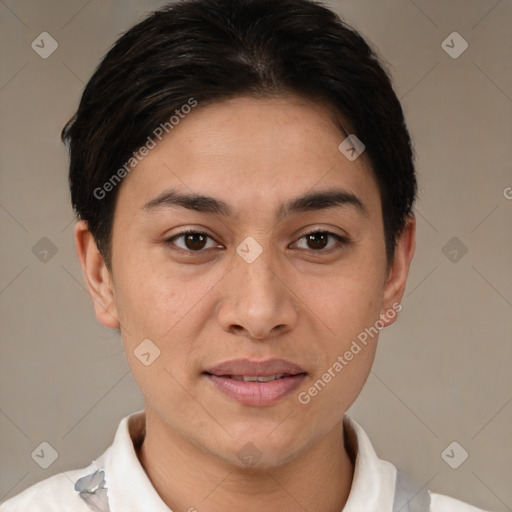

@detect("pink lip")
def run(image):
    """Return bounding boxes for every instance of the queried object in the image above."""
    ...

[205,358,305,377]
[204,358,307,406]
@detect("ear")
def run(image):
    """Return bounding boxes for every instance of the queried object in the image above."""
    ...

[74,220,120,329]
[380,214,416,326]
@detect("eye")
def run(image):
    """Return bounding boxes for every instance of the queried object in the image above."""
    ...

[293,230,347,251]
[166,230,221,252]
[165,229,347,254]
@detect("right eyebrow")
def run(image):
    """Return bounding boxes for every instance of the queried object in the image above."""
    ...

[142,189,232,216]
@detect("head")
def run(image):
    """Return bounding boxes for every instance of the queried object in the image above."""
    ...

[65,0,416,469]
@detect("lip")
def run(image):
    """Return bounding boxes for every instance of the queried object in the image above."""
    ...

[205,358,305,377]
[204,358,307,407]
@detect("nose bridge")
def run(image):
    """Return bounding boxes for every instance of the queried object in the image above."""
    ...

[235,239,283,308]
[218,238,298,339]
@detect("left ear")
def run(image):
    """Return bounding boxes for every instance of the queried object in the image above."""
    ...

[380,213,416,326]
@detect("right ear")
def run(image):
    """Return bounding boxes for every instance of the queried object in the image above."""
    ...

[74,220,120,329]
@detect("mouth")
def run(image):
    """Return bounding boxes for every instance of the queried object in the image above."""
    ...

[203,358,307,406]
[224,374,295,382]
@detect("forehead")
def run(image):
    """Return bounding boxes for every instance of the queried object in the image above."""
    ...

[115,95,380,218]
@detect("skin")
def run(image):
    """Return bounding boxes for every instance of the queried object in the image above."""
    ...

[75,95,415,512]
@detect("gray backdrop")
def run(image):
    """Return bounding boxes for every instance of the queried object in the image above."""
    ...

[0,1,511,510]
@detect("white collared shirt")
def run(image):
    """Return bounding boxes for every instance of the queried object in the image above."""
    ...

[0,410,489,512]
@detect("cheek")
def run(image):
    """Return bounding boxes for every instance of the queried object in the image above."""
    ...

[114,265,200,410]
[304,257,385,341]
[112,247,182,334]
[296,253,384,398]
[112,257,215,378]
[297,273,382,420]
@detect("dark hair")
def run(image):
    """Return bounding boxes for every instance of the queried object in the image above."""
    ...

[62,0,416,267]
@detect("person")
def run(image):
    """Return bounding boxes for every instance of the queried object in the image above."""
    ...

[1,0,491,510]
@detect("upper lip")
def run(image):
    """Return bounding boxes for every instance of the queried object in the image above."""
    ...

[204,358,306,377]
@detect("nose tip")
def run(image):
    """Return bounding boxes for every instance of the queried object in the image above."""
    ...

[216,240,300,341]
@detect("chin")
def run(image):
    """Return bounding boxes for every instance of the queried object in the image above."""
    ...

[219,424,311,469]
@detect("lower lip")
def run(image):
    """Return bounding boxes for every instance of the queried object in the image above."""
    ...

[205,374,306,406]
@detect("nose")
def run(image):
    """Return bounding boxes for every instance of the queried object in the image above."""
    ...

[216,245,299,341]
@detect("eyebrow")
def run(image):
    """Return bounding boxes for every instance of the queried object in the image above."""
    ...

[143,188,367,219]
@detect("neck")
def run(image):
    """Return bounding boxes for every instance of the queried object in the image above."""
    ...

[136,409,355,512]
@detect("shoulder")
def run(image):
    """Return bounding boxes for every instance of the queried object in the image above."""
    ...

[1,412,143,512]
[0,461,109,512]
[1,469,91,512]
[429,491,492,512]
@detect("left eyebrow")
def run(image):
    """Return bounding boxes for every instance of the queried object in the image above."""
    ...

[277,189,367,219]
[142,188,367,218]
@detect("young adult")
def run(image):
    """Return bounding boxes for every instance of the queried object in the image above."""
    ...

[1,1,490,510]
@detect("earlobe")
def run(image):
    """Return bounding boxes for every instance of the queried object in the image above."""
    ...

[74,220,120,329]
[380,214,416,327]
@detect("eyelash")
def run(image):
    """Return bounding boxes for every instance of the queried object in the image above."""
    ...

[165,228,348,254]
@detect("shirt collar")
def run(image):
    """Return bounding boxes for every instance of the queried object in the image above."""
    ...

[103,410,170,511]
[342,415,397,511]
[101,410,397,512]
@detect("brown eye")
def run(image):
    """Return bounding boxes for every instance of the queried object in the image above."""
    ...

[184,233,207,250]
[168,231,219,252]
[295,231,346,251]
[306,232,329,250]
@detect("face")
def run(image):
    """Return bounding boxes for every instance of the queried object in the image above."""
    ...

[77,95,415,469]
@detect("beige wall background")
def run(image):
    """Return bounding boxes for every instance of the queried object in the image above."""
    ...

[0,0,511,510]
